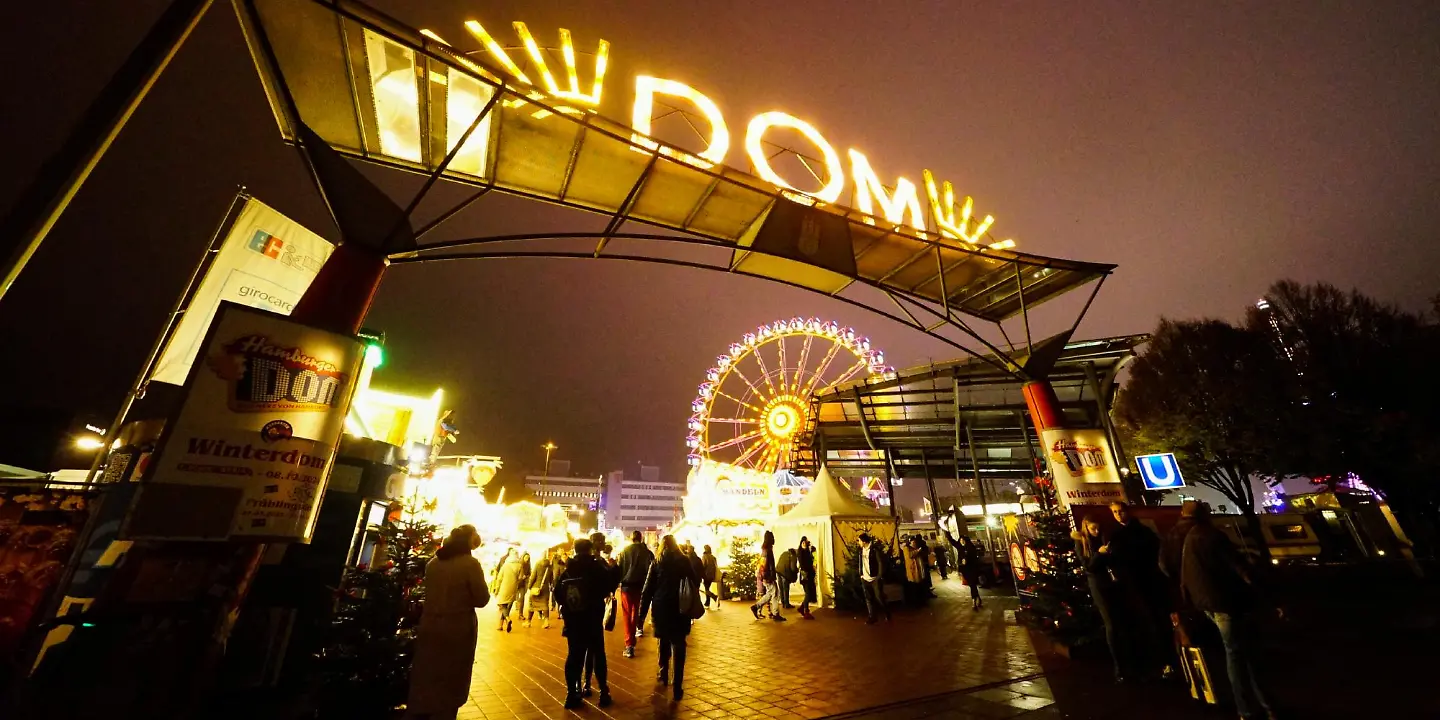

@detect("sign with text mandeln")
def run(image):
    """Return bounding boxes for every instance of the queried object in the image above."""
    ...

[150,196,334,386]
[1039,427,1125,510]
[141,303,363,542]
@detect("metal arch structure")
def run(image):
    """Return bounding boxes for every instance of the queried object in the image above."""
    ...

[233,0,1117,379]
[686,317,888,474]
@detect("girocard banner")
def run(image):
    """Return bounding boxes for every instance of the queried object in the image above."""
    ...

[146,303,364,541]
[682,459,775,522]
[1039,427,1125,510]
[149,196,335,386]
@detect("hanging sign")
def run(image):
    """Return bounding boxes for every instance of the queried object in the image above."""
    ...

[1135,453,1186,490]
[1039,427,1125,510]
[150,196,334,386]
[134,303,364,542]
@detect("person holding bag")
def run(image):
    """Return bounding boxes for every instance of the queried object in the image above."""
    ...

[638,535,701,702]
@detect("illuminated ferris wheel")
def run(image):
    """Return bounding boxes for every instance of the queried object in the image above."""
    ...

[687,318,890,473]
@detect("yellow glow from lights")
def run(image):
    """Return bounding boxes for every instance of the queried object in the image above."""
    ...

[848,149,926,233]
[74,436,105,451]
[923,169,1007,248]
[514,22,562,96]
[464,20,531,86]
[745,111,845,204]
[631,76,730,168]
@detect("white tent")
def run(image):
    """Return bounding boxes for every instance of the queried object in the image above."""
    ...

[772,465,898,607]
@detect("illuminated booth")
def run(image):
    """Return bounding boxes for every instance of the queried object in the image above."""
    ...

[670,459,778,567]
[772,465,898,608]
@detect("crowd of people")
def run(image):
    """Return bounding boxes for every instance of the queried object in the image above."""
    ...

[403,524,997,718]
[1076,501,1277,720]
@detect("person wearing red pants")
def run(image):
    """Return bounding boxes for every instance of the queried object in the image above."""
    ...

[616,530,655,658]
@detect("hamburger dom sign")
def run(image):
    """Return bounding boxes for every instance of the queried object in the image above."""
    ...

[235,0,1111,334]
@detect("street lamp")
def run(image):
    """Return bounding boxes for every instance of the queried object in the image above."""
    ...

[541,441,557,507]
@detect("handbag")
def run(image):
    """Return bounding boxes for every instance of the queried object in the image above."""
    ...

[603,596,617,631]
[680,577,706,619]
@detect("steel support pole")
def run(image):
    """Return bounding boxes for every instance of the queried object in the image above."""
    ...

[1084,361,1137,503]
[919,447,941,530]
[964,419,999,577]
[0,0,214,302]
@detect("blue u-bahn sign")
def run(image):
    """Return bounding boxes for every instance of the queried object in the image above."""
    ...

[1135,453,1186,490]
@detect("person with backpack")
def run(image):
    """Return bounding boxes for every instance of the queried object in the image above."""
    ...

[776,546,799,609]
[616,530,656,658]
[554,538,618,709]
[639,535,701,701]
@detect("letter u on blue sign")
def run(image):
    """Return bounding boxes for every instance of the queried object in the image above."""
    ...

[1137,453,1185,490]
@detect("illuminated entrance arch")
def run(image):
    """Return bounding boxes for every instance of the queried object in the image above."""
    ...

[233,1,1114,378]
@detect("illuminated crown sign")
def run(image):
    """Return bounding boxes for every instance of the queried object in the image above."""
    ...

[463,20,610,112]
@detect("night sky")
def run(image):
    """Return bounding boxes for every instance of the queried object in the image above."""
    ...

[2,1,1437,485]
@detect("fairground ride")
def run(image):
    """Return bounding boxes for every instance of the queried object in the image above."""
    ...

[687,317,888,474]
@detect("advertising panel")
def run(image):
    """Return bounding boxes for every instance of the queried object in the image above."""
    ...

[150,196,335,386]
[1039,427,1125,509]
[682,459,776,522]
[141,303,364,541]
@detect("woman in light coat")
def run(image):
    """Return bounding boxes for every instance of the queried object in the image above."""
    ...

[493,548,525,632]
[408,525,489,720]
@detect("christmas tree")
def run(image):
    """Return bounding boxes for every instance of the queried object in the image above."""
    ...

[315,504,439,719]
[726,538,758,600]
[831,541,865,611]
[1015,509,1099,647]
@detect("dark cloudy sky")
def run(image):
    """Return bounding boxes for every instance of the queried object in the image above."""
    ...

[2,1,1437,482]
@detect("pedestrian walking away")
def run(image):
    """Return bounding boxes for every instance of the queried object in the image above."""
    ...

[617,530,656,657]
[796,537,818,619]
[856,533,890,624]
[555,537,620,709]
[639,535,701,702]
[581,532,610,693]
[750,530,785,621]
[700,545,720,608]
[930,532,949,580]
[776,546,799,609]
[959,536,984,610]
[407,525,490,720]
[684,542,706,597]
[1181,503,1277,720]
[525,549,555,628]
[492,547,525,632]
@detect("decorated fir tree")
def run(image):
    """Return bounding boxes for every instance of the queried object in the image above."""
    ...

[315,504,439,718]
[726,537,758,600]
[1016,509,1099,647]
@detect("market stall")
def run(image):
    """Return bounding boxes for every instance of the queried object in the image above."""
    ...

[772,465,898,607]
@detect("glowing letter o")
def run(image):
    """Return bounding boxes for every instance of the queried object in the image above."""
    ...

[745,111,845,204]
[631,76,730,168]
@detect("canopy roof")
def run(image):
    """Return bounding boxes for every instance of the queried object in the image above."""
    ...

[234,0,1114,328]
[792,334,1148,481]
[778,465,888,521]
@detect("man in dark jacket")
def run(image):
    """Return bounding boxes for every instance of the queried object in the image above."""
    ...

[856,533,891,624]
[1181,504,1274,720]
[700,545,720,607]
[616,531,655,657]
[554,538,619,709]
[1107,501,1172,676]
[776,547,799,609]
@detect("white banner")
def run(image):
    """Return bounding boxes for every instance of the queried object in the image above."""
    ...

[147,303,363,541]
[150,196,334,385]
[1039,427,1125,510]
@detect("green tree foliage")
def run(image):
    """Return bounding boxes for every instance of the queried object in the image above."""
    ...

[726,538,758,600]
[315,507,439,719]
[1115,318,1291,552]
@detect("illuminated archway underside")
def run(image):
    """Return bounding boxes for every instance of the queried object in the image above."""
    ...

[688,318,888,473]
[236,0,1114,375]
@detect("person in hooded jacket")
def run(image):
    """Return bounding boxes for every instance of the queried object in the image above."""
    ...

[493,548,525,632]
[639,535,700,702]
[776,546,799,609]
[525,548,555,628]
[408,525,489,720]
[700,545,720,608]
[554,538,619,709]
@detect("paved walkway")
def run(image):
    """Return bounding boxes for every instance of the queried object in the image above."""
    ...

[458,579,1051,720]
